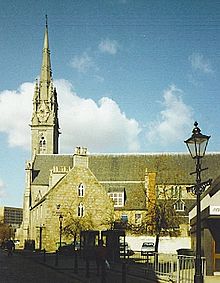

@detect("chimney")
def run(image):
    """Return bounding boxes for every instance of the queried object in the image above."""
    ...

[73,147,88,168]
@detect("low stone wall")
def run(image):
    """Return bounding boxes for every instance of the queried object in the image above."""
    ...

[126,235,191,254]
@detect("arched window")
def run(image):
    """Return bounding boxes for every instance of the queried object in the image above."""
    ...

[78,203,84,217]
[39,136,46,153]
[78,183,85,197]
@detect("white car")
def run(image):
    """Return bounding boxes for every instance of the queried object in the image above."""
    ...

[141,242,155,256]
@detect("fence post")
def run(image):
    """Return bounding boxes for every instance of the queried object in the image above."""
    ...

[55,250,58,266]
[176,255,180,283]
[122,261,126,283]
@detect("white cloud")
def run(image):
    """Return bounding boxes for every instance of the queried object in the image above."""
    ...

[0,80,141,153]
[0,82,32,149]
[189,53,213,74]
[99,38,120,55]
[56,79,141,152]
[146,85,193,146]
[0,179,6,198]
[70,52,95,73]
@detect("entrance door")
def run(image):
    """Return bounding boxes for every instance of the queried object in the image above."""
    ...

[214,241,220,272]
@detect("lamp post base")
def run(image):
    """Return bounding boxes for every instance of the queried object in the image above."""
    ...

[194,274,204,283]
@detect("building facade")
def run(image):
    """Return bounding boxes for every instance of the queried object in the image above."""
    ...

[17,22,220,252]
[0,206,23,228]
[189,175,220,275]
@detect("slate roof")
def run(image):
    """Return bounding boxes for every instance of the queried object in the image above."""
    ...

[89,152,220,184]
[31,152,220,210]
[32,154,73,185]
[32,152,220,186]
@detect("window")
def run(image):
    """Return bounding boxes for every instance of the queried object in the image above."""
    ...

[171,186,182,199]
[108,192,124,207]
[39,136,46,153]
[135,213,142,224]
[78,203,84,217]
[174,200,185,211]
[78,183,85,197]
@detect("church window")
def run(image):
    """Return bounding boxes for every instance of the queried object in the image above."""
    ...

[36,207,38,220]
[171,186,182,199]
[78,203,84,217]
[174,199,185,211]
[78,183,85,197]
[39,136,46,153]
[108,192,124,207]
[40,205,43,219]
[135,213,142,224]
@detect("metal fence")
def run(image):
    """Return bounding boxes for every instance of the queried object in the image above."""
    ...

[124,251,206,283]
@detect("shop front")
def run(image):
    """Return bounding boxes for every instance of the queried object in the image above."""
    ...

[189,177,220,276]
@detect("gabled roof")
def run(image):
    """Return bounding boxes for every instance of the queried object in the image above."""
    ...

[31,152,220,186]
[89,152,220,184]
[32,154,72,185]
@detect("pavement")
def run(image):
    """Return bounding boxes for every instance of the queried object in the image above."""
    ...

[0,249,161,283]
[1,248,220,283]
[205,276,220,283]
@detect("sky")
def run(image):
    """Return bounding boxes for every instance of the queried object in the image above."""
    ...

[1,0,220,207]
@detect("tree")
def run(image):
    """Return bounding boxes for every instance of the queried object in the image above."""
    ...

[148,185,180,252]
[63,213,95,248]
[0,223,11,243]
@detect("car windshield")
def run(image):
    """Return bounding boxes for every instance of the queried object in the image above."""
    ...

[143,242,154,247]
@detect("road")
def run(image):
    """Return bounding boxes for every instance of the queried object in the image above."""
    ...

[0,249,162,283]
[0,249,76,283]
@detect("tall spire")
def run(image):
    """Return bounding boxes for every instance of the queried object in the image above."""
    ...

[40,15,52,100]
[31,16,60,156]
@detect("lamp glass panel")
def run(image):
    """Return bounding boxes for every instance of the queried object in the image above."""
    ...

[186,136,209,158]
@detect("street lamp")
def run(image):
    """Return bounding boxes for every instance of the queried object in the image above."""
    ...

[59,214,63,249]
[184,121,211,283]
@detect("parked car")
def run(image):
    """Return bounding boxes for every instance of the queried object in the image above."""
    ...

[58,241,80,254]
[141,242,155,256]
[13,239,20,249]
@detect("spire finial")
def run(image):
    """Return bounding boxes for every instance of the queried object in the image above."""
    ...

[45,14,48,28]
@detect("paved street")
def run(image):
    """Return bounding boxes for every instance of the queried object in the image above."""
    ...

[0,249,161,283]
[1,248,220,283]
[0,249,77,283]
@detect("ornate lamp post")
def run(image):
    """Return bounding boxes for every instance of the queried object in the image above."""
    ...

[59,214,63,249]
[184,121,211,283]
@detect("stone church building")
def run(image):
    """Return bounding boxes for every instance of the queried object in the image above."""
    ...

[17,22,220,252]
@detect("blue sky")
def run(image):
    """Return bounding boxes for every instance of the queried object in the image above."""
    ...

[0,0,220,207]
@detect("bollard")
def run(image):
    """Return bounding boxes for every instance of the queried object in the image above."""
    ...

[122,261,126,283]
[86,259,90,278]
[43,248,46,263]
[74,251,78,274]
[55,250,58,266]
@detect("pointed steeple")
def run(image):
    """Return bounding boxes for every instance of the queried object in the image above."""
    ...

[40,15,52,100]
[31,16,60,157]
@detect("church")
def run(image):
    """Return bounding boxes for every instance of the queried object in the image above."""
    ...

[17,21,220,253]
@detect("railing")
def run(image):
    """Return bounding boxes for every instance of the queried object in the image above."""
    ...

[126,251,206,283]
[176,255,206,283]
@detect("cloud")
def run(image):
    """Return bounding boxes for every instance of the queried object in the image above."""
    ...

[146,85,193,146]
[0,179,6,198]
[0,80,141,153]
[189,53,213,74]
[70,52,95,73]
[99,39,120,55]
[56,79,141,152]
[0,82,32,148]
